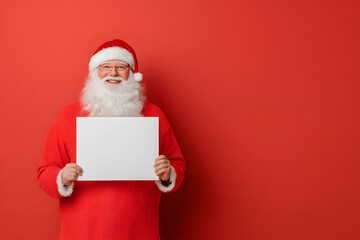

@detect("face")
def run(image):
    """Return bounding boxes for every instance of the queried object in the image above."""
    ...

[97,59,130,85]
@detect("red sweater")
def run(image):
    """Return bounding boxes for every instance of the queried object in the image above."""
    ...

[37,101,186,240]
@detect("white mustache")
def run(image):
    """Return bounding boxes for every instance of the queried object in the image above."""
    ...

[102,76,125,82]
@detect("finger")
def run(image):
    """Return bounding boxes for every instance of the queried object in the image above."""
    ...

[69,174,79,180]
[70,166,83,174]
[67,168,78,173]
[69,175,77,180]
[155,166,170,174]
[153,159,169,167]
[64,164,74,171]
[155,163,170,172]
[64,172,77,179]
[155,168,169,176]
[73,164,84,173]
[75,168,82,175]
[153,159,166,167]
[68,170,79,176]
[64,163,83,172]
[63,175,76,182]
[153,161,167,169]
[67,168,82,176]
[67,176,77,181]
[66,163,77,168]
[155,155,167,160]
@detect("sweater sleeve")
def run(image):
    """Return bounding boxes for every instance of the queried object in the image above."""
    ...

[37,115,72,199]
[155,125,186,193]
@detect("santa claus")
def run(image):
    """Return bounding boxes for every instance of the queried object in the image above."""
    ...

[37,39,186,240]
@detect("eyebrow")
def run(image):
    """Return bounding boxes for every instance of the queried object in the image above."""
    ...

[101,61,129,66]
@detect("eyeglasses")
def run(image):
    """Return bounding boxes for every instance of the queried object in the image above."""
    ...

[98,63,130,74]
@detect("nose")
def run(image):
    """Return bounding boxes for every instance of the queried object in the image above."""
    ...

[109,66,119,76]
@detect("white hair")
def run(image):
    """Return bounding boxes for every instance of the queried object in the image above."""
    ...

[80,70,146,117]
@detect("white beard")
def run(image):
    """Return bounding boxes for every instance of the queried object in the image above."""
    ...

[80,71,145,117]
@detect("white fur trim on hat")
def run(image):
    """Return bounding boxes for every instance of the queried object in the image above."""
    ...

[155,165,177,192]
[133,72,143,81]
[56,169,74,197]
[89,47,135,72]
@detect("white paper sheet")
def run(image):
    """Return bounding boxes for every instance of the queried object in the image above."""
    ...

[76,117,159,181]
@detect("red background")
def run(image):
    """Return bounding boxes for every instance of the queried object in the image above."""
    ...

[0,0,359,239]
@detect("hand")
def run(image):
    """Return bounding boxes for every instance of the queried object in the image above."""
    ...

[153,155,171,181]
[61,163,83,186]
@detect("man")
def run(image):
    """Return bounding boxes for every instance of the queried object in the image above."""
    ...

[37,39,186,240]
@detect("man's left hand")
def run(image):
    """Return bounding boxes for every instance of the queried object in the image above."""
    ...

[154,155,171,181]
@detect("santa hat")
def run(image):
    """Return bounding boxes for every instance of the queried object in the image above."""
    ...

[89,39,143,81]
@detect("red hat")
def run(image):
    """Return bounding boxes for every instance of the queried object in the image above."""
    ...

[89,39,143,81]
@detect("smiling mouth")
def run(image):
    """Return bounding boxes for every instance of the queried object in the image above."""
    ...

[106,80,121,84]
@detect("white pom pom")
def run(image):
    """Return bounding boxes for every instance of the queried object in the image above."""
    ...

[133,72,143,82]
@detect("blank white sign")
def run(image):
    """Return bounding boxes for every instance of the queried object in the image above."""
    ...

[76,117,159,181]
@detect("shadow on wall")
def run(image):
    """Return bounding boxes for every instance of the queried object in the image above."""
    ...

[159,161,201,240]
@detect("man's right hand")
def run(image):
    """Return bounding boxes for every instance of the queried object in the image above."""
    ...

[61,163,83,186]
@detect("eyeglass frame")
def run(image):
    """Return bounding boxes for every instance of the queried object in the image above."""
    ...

[98,62,131,74]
